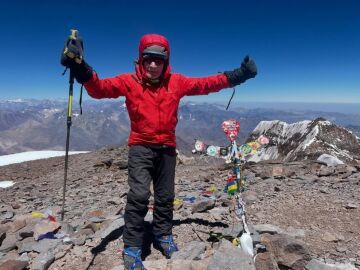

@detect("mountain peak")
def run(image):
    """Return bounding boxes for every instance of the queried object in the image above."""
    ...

[249,118,360,163]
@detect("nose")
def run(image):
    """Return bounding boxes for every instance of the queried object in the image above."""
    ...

[149,61,157,67]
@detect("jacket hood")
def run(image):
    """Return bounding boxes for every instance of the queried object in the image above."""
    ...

[135,34,171,83]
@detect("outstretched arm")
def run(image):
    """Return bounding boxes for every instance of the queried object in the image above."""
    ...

[178,56,258,97]
[84,73,128,99]
[178,73,231,97]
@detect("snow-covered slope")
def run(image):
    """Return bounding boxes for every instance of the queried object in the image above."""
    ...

[248,118,360,163]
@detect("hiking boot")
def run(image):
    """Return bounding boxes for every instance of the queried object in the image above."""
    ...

[122,247,146,270]
[154,235,178,259]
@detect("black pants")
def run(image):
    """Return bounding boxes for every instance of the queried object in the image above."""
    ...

[123,145,176,247]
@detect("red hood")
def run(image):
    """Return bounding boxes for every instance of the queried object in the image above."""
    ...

[135,34,171,83]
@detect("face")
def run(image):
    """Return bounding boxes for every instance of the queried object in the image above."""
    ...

[142,57,165,79]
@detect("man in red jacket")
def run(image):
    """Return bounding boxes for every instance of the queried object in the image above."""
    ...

[61,33,257,270]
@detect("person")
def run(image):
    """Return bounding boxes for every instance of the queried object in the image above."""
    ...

[61,33,257,270]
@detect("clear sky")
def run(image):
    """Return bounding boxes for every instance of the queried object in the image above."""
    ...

[0,0,359,103]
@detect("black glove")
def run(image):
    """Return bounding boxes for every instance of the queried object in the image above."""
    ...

[224,56,257,87]
[61,36,93,84]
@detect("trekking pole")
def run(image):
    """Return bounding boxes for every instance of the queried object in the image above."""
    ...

[61,68,74,221]
[61,29,80,221]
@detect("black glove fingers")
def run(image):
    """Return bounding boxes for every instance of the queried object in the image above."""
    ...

[224,55,257,87]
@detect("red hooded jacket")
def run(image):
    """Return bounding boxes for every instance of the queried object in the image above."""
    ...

[84,34,231,147]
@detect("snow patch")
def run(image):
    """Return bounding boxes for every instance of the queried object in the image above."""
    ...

[301,125,319,150]
[317,154,344,166]
[318,120,332,126]
[42,108,62,118]
[0,181,15,188]
[8,99,25,103]
[254,120,312,140]
[0,151,89,167]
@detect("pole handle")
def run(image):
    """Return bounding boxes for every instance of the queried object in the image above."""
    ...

[63,29,83,64]
[70,29,78,40]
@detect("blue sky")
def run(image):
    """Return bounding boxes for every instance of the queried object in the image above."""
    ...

[0,0,359,103]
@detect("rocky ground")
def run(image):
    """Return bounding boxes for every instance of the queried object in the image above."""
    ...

[0,146,359,270]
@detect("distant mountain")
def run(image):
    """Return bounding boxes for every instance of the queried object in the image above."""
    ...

[0,100,129,155]
[1,99,360,156]
[346,124,360,137]
[248,118,360,163]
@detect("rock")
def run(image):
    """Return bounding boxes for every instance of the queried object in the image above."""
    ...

[112,160,128,170]
[31,252,55,270]
[110,266,124,270]
[272,166,285,177]
[345,203,357,209]
[31,239,61,254]
[335,245,347,253]
[190,258,211,270]
[16,225,34,241]
[107,199,121,205]
[71,228,93,246]
[0,234,17,253]
[191,199,215,213]
[142,259,170,270]
[318,166,335,177]
[261,233,311,270]
[1,212,14,220]
[11,204,21,210]
[87,210,106,219]
[243,191,258,204]
[305,259,357,270]
[207,239,255,270]
[111,258,211,270]
[17,239,38,254]
[168,259,193,270]
[254,224,282,235]
[222,222,244,238]
[173,201,183,211]
[247,224,261,245]
[89,217,106,223]
[321,232,344,242]
[7,219,26,233]
[285,227,306,238]
[18,252,30,262]
[59,222,75,235]
[72,235,86,246]
[0,231,5,247]
[330,164,357,178]
[255,251,280,270]
[0,260,28,270]
[256,168,272,179]
[98,218,124,239]
[171,241,206,260]
[82,222,101,233]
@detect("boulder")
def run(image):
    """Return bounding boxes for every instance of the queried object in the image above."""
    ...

[261,233,311,270]
[207,239,255,270]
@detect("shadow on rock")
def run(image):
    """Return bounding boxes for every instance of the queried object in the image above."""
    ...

[86,226,124,269]
[173,217,229,228]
